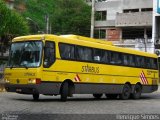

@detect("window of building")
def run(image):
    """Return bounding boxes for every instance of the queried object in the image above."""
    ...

[95,11,107,21]
[123,9,139,13]
[141,8,153,12]
[122,29,144,39]
[94,29,106,39]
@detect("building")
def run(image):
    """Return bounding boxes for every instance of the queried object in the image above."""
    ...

[4,0,14,9]
[94,0,154,53]
[3,0,26,12]
[153,0,160,56]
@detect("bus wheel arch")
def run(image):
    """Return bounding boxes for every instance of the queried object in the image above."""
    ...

[60,79,75,101]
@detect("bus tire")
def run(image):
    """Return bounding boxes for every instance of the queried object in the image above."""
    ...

[33,93,39,101]
[61,82,69,102]
[93,94,103,99]
[105,94,118,99]
[119,84,131,100]
[131,84,142,99]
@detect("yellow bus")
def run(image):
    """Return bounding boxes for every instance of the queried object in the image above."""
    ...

[4,34,159,101]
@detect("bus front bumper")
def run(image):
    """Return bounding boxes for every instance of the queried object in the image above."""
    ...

[5,82,61,95]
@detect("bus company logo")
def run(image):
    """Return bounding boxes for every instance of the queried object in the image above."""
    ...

[74,74,81,82]
[139,71,148,84]
[24,72,35,76]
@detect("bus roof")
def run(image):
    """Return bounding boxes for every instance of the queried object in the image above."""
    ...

[12,34,157,58]
[60,35,113,45]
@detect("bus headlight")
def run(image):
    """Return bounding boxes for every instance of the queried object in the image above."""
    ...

[28,78,41,84]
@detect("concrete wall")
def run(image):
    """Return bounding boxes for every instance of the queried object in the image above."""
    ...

[95,0,154,53]
[95,0,153,24]
[116,11,152,27]
[95,0,122,20]
[122,0,152,10]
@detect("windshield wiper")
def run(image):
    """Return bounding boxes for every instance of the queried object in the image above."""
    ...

[21,64,28,69]
[10,64,14,69]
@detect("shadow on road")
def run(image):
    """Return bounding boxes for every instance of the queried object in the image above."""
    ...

[8,94,158,102]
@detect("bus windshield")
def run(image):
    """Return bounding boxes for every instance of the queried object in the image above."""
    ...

[8,41,42,68]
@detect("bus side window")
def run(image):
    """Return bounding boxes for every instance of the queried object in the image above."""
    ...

[129,55,135,66]
[151,58,158,69]
[77,46,93,61]
[140,57,145,68]
[110,52,122,65]
[44,41,55,68]
[146,57,151,69]
[101,50,110,63]
[117,53,122,64]
[135,56,145,68]
[59,43,75,60]
[84,48,92,61]
[93,49,101,62]
[123,54,129,66]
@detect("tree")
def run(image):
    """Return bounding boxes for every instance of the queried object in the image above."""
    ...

[20,0,55,34]
[0,0,29,56]
[18,0,91,36]
[52,0,91,37]
[0,0,29,36]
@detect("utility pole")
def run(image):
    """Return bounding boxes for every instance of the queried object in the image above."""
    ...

[90,0,95,38]
[46,15,49,34]
[50,23,52,34]
[144,28,147,52]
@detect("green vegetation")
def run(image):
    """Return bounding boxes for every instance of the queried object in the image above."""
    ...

[20,0,55,33]
[0,0,29,36]
[52,0,91,37]
[0,0,91,55]
[0,0,29,56]
[20,0,91,36]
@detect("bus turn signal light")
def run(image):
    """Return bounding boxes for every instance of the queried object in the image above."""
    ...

[28,78,41,84]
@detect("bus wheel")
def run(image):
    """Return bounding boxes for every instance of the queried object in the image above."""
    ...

[33,93,39,101]
[105,94,118,99]
[131,84,142,99]
[119,84,131,100]
[93,94,103,99]
[61,82,69,102]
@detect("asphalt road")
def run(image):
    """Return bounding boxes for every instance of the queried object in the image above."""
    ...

[0,89,160,120]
